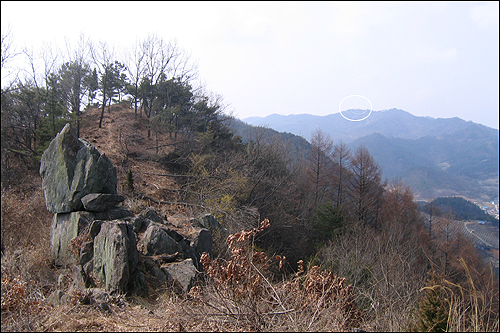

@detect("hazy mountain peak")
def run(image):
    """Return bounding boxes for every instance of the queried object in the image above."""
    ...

[242,109,495,143]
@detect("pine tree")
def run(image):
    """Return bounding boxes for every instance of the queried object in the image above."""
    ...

[412,273,449,332]
[124,169,134,193]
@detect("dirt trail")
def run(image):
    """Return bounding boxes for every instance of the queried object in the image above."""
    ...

[79,105,185,214]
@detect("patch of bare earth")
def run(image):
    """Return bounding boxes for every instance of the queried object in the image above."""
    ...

[79,105,188,217]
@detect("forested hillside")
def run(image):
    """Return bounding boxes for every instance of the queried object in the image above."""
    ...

[245,111,499,202]
[1,33,498,332]
[347,126,499,201]
[419,197,499,226]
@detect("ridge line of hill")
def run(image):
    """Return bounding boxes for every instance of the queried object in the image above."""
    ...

[235,109,499,202]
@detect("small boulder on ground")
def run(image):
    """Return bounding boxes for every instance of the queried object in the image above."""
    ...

[138,208,165,225]
[162,258,200,294]
[138,223,183,256]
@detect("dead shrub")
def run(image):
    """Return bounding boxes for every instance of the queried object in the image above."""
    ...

[1,262,52,331]
[184,219,362,331]
[1,185,57,331]
[1,187,52,252]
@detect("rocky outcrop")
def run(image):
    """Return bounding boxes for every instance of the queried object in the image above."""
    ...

[93,221,139,294]
[41,124,221,297]
[40,123,117,213]
[50,210,133,267]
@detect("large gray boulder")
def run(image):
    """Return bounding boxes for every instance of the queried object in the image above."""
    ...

[39,123,117,213]
[49,208,134,269]
[93,221,138,294]
[51,211,92,267]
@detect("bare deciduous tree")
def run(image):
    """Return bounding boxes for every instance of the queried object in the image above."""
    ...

[89,40,117,128]
[20,46,46,149]
[125,39,147,119]
[1,25,20,86]
[331,140,351,209]
[307,129,334,208]
[59,34,90,137]
[140,34,196,138]
[347,146,385,227]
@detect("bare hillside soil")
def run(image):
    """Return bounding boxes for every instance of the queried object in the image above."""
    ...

[80,105,182,200]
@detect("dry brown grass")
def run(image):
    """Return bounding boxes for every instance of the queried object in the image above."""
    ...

[409,259,499,332]
[1,185,57,331]
[1,186,52,250]
[79,105,182,207]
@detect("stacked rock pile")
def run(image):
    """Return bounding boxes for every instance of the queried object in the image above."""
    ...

[40,124,226,301]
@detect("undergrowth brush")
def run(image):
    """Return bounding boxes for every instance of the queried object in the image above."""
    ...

[1,187,55,331]
[183,219,363,331]
[410,260,499,332]
[1,185,498,332]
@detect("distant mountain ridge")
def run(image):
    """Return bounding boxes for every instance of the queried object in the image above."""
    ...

[240,109,499,201]
[243,109,496,143]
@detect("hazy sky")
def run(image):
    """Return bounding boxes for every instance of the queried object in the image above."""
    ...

[2,1,499,129]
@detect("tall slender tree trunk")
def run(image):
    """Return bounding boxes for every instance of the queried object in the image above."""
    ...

[76,110,80,138]
[99,90,106,128]
[155,131,159,155]
[52,113,56,137]
[134,85,138,119]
